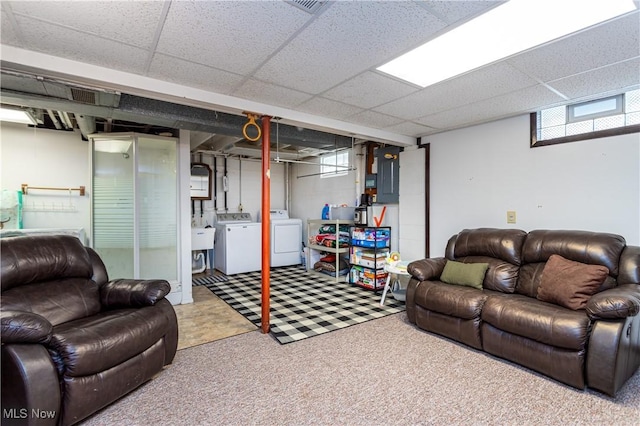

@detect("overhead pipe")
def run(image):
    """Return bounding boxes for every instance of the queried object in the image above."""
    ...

[213,156,217,211]
[199,153,204,221]
[261,115,272,334]
[223,156,228,212]
[0,88,355,150]
[75,114,96,139]
[57,110,72,129]
[46,109,62,130]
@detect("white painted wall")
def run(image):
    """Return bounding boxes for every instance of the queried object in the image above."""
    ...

[399,145,426,261]
[428,114,640,256]
[290,156,359,244]
[187,154,285,225]
[0,123,91,236]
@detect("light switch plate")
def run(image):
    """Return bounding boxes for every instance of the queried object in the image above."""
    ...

[507,210,516,224]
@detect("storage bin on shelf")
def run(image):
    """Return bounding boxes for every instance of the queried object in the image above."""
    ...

[348,226,391,291]
[350,265,387,290]
[350,227,390,248]
[350,247,388,269]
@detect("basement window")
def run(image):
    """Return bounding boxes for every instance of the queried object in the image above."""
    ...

[531,89,640,147]
[320,150,349,178]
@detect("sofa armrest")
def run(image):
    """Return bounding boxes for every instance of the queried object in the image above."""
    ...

[407,257,447,282]
[100,279,171,308]
[586,284,640,320]
[1,311,52,344]
[1,344,61,426]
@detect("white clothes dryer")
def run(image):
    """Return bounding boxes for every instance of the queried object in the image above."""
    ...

[264,210,302,267]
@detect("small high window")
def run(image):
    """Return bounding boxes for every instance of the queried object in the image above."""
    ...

[531,89,640,147]
[320,150,349,178]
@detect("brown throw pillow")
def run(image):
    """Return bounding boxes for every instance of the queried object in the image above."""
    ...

[537,254,609,310]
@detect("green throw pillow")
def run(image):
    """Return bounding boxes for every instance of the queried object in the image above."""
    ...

[440,260,489,289]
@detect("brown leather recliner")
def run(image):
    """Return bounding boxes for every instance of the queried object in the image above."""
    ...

[1,235,179,426]
[406,228,640,396]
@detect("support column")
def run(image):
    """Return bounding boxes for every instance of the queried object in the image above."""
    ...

[260,115,272,333]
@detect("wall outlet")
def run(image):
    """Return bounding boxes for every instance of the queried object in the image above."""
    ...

[507,210,517,224]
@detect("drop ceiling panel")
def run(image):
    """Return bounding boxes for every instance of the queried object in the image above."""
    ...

[12,16,148,73]
[546,58,640,100]
[8,1,164,48]
[374,61,539,119]
[382,121,436,138]
[156,1,312,75]
[296,97,364,121]
[254,1,447,94]
[348,110,404,129]
[416,0,505,25]
[0,7,19,45]
[147,54,245,96]
[232,79,313,109]
[323,71,418,109]
[0,1,637,145]
[507,12,640,83]
[417,84,566,130]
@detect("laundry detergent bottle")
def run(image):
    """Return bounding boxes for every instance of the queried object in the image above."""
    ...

[321,204,330,220]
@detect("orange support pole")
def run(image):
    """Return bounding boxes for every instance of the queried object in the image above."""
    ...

[260,115,272,334]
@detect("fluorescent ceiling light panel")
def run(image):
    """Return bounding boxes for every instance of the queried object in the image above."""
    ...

[377,0,638,88]
[0,107,37,125]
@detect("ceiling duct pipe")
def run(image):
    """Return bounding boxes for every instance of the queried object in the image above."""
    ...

[116,95,353,151]
[75,114,96,140]
[46,109,62,130]
[60,111,74,129]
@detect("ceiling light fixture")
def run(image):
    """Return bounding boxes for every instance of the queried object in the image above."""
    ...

[377,0,638,88]
[0,107,37,125]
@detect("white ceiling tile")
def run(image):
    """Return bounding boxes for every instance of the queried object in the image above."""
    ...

[0,0,636,142]
[8,1,164,48]
[417,0,505,25]
[13,16,148,73]
[254,1,446,94]
[374,62,538,119]
[383,121,436,138]
[147,54,245,96]
[323,71,418,109]
[297,97,364,121]
[156,1,311,75]
[416,84,566,130]
[0,7,19,45]
[232,79,313,109]
[546,58,640,99]
[348,110,404,129]
[507,12,640,83]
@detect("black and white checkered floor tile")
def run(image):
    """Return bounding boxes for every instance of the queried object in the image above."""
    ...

[192,274,229,286]
[204,265,405,344]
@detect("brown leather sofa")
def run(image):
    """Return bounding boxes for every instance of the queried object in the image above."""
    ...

[1,235,178,426]
[406,228,640,396]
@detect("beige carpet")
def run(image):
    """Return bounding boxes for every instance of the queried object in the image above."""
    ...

[173,286,256,350]
[81,312,640,425]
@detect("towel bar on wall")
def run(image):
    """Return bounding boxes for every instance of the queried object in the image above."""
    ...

[21,184,86,196]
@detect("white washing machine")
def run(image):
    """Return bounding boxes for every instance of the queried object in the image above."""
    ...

[214,213,261,275]
[267,210,302,267]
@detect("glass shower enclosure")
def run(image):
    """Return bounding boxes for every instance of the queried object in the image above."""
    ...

[90,133,178,283]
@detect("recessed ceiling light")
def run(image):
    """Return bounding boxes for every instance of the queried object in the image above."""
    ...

[0,107,37,125]
[377,0,638,88]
